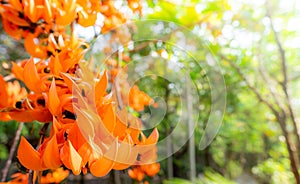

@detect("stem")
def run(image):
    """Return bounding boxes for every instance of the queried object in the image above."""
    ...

[28,123,50,184]
[1,123,24,182]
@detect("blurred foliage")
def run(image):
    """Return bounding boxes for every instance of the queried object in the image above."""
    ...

[163,170,236,184]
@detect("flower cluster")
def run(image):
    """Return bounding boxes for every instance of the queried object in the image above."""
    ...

[0,168,69,184]
[0,0,160,182]
[128,162,161,182]
[0,0,138,58]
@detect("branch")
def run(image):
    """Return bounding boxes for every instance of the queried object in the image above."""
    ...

[28,123,49,184]
[1,123,24,182]
[221,55,279,116]
[257,57,285,114]
[289,73,300,82]
[266,0,300,154]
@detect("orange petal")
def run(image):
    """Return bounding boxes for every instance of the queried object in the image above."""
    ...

[10,0,23,11]
[0,112,11,121]
[145,128,159,145]
[78,142,92,167]
[60,141,82,175]
[2,11,30,27]
[78,11,97,27]
[141,163,160,177]
[23,58,47,92]
[101,103,115,133]
[43,0,52,23]
[68,123,86,150]
[49,56,63,76]
[128,167,145,181]
[89,139,118,177]
[113,110,128,138]
[68,140,82,175]
[24,0,37,22]
[1,108,52,122]
[55,9,76,26]
[113,135,137,170]
[1,17,23,40]
[18,137,45,170]
[48,78,61,116]
[0,76,9,108]
[60,73,76,91]
[11,62,24,81]
[95,71,107,102]
[42,135,62,169]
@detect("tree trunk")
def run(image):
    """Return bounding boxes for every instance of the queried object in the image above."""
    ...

[166,134,173,179]
[186,74,196,181]
[277,115,300,183]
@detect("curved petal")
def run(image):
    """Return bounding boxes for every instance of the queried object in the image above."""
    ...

[49,56,63,76]
[43,0,52,23]
[145,128,159,145]
[48,78,61,116]
[90,139,118,177]
[23,58,47,92]
[95,71,107,103]
[68,140,82,175]
[100,103,115,133]
[42,135,62,169]
[17,137,45,170]
[1,108,52,123]
[11,62,24,81]
[113,135,137,170]
[0,76,9,108]
[60,141,82,175]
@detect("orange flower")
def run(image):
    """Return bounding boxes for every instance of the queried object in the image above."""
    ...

[128,167,145,182]
[15,64,159,177]
[128,0,143,14]
[129,85,153,111]
[0,168,69,184]
[40,168,69,183]
[128,163,160,182]
[0,75,52,122]
[140,163,161,177]
[0,75,27,109]
[1,17,23,40]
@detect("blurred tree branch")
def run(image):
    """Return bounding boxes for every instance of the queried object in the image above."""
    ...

[266,0,300,160]
[1,123,24,182]
[221,53,300,183]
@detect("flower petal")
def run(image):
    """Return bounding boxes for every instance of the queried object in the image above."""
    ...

[95,71,107,102]
[18,137,45,170]
[11,62,24,81]
[1,108,52,123]
[48,78,61,116]
[90,139,118,177]
[23,58,47,92]
[42,135,62,169]
[60,141,82,175]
